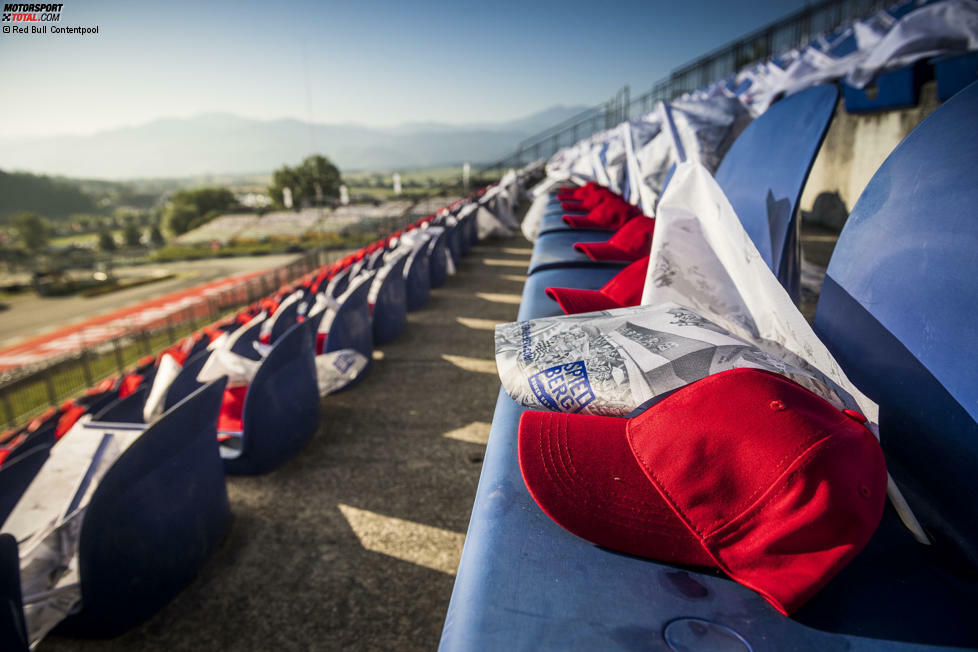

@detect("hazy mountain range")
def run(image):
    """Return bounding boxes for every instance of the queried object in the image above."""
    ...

[0,105,589,179]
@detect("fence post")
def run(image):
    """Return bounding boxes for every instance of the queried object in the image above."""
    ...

[1,389,15,426]
[43,366,58,405]
[113,337,125,372]
[80,351,93,387]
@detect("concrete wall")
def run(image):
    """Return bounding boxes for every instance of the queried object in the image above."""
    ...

[799,81,940,230]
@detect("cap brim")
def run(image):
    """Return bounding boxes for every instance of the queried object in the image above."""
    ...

[562,215,614,229]
[573,241,641,262]
[518,410,712,566]
[545,286,623,315]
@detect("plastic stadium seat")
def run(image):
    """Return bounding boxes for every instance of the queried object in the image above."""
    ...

[516,267,621,321]
[268,295,302,344]
[427,229,451,289]
[371,254,409,345]
[0,445,50,528]
[0,534,27,650]
[91,387,148,424]
[813,79,978,591]
[8,379,231,642]
[442,82,978,651]
[322,272,374,361]
[222,320,320,476]
[535,209,601,237]
[445,222,463,268]
[404,245,431,311]
[366,247,387,271]
[162,350,210,412]
[933,51,978,101]
[228,318,265,361]
[843,60,932,113]
[326,266,351,299]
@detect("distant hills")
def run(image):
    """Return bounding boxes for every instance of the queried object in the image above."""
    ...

[0,105,590,180]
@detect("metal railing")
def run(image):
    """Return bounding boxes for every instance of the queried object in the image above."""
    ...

[483,0,893,172]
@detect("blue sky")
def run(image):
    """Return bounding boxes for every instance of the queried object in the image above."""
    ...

[0,0,808,137]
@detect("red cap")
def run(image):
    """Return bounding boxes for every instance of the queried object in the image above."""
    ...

[563,197,643,230]
[546,256,649,315]
[563,185,620,211]
[518,368,887,615]
[574,216,655,262]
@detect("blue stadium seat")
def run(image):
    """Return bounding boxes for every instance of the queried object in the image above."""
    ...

[933,51,978,102]
[442,82,978,650]
[228,318,265,361]
[51,379,230,638]
[323,272,374,361]
[162,350,209,412]
[222,319,320,475]
[535,209,599,237]
[0,533,28,651]
[444,221,463,268]
[91,387,148,424]
[326,266,351,298]
[372,253,409,345]
[428,229,451,289]
[524,229,620,275]
[516,266,621,321]
[0,444,51,530]
[843,60,932,113]
[404,246,431,311]
[268,296,302,344]
[813,79,978,588]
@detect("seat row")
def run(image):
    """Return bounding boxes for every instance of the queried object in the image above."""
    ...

[442,82,978,650]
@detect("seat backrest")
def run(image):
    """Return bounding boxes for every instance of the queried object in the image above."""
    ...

[324,272,374,359]
[238,319,319,474]
[813,81,978,569]
[366,248,386,271]
[0,533,27,651]
[0,444,50,528]
[268,295,301,344]
[427,229,450,288]
[72,378,229,635]
[403,245,431,311]
[162,350,209,411]
[326,267,351,298]
[228,318,264,361]
[91,387,148,424]
[715,84,838,303]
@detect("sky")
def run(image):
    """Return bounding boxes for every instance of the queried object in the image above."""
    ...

[0,0,809,138]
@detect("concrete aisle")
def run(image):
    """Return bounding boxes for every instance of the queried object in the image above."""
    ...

[41,234,533,651]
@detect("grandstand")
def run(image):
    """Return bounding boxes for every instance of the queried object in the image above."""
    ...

[1,0,976,650]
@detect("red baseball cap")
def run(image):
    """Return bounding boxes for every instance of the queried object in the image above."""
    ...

[556,182,599,200]
[563,197,643,230]
[546,256,648,315]
[561,185,619,211]
[574,216,656,262]
[518,368,886,615]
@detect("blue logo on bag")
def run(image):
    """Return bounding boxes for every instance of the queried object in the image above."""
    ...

[527,360,595,413]
[333,351,357,373]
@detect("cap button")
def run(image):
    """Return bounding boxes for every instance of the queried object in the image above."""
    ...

[842,409,867,424]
